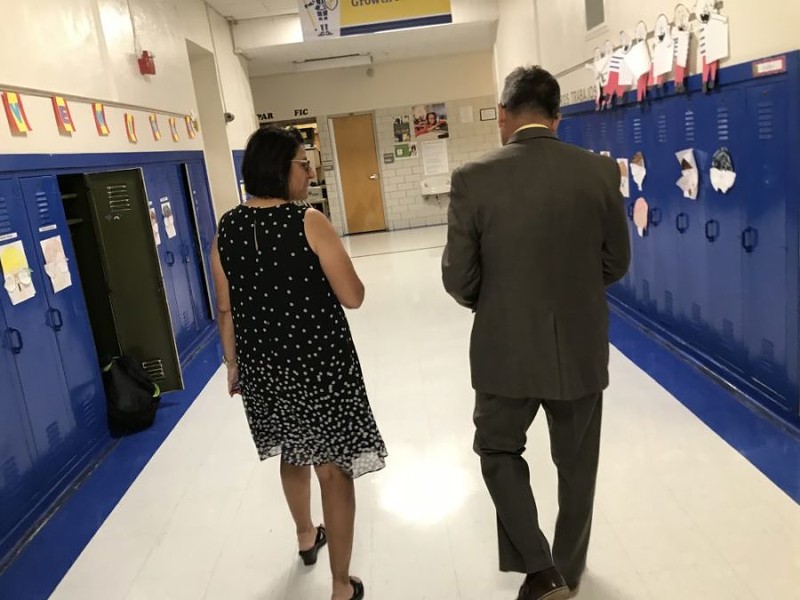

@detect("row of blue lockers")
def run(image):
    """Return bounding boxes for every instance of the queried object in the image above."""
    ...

[560,51,800,426]
[0,151,219,564]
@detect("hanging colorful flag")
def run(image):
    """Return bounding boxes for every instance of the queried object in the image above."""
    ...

[93,102,109,136]
[185,114,196,139]
[2,92,33,134]
[149,113,161,141]
[51,96,75,134]
[168,117,179,142]
[125,113,137,143]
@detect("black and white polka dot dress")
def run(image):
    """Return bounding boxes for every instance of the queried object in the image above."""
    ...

[217,204,387,478]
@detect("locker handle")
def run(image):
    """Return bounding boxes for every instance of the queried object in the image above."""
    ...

[704,219,720,242]
[7,328,23,354]
[626,202,634,220]
[648,207,662,227]
[166,250,176,266]
[742,227,759,253]
[676,212,689,233]
[181,243,190,264]
[48,308,64,331]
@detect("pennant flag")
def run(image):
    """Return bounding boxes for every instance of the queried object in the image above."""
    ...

[51,96,75,134]
[149,113,161,141]
[185,115,196,139]
[2,92,33,134]
[125,113,137,143]
[93,102,109,136]
[169,117,179,142]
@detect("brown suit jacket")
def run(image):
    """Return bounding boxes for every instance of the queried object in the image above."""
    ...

[442,127,631,400]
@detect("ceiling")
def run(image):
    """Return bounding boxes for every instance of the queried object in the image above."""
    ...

[205,0,498,78]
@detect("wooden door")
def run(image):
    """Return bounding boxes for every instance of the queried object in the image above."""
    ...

[332,114,386,234]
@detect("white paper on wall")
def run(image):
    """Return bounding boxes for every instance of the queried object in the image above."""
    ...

[0,241,36,305]
[705,14,730,62]
[654,39,675,77]
[676,148,699,200]
[40,236,72,293]
[672,28,690,67]
[625,41,651,78]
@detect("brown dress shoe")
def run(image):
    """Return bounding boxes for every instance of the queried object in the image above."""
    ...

[517,567,571,600]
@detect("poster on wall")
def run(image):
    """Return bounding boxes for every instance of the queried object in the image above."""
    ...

[93,103,110,135]
[2,92,32,135]
[413,103,448,141]
[394,142,417,160]
[422,139,449,176]
[40,236,72,293]
[125,113,137,143]
[299,0,451,39]
[149,206,162,246]
[393,115,411,142]
[169,117,180,142]
[185,115,197,139]
[51,96,75,134]
[0,241,36,305]
[149,114,161,141]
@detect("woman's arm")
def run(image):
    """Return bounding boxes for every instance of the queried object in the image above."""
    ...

[211,236,240,395]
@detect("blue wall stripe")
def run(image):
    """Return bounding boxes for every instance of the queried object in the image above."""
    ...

[0,151,205,176]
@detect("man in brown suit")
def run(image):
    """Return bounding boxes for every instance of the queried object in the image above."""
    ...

[442,66,630,600]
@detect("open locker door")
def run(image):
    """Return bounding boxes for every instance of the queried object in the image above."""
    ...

[83,170,183,392]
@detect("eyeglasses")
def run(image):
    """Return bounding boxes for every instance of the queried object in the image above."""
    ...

[291,159,313,172]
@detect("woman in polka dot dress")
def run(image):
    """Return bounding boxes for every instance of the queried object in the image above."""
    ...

[211,126,385,600]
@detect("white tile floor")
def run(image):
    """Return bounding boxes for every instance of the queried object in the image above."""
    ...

[51,226,800,600]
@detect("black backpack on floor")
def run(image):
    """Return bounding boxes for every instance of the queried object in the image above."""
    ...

[102,355,161,433]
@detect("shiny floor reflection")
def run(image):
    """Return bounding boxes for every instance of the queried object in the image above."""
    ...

[52,225,799,600]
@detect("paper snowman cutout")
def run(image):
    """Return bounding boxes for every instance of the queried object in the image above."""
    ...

[672,4,691,93]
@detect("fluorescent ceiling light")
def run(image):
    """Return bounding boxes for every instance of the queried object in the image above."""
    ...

[293,54,373,72]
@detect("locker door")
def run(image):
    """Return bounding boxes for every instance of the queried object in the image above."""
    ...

[142,164,196,356]
[17,176,107,438]
[164,165,212,332]
[703,89,746,372]
[183,161,217,314]
[0,273,37,560]
[0,179,76,473]
[742,82,791,408]
[84,170,183,391]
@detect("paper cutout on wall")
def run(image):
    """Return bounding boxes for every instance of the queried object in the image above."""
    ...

[413,103,448,141]
[185,115,197,139]
[633,198,649,237]
[631,152,646,190]
[40,236,72,293]
[393,115,411,142]
[149,206,161,246]
[2,92,32,134]
[696,0,729,92]
[169,117,179,142]
[653,14,674,79]
[672,4,691,92]
[676,148,699,199]
[125,113,137,143]
[93,102,110,135]
[52,96,75,134]
[160,198,177,239]
[0,241,36,305]
[394,142,417,160]
[710,147,736,193]
[617,159,630,198]
[149,114,161,141]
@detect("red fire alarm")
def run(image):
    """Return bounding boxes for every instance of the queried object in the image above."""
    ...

[138,51,156,75]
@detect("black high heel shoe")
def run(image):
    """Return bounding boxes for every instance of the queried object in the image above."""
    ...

[349,577,365,600]
[298,525,327,566]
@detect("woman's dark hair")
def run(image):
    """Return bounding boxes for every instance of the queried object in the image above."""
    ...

[426,111,437,123]
[242,126,303,199]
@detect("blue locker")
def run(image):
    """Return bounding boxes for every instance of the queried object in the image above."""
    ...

[17,176,107,438]
[232,150,246,203]
[742,82,792,408]
[0,179,77,486]
[184,160,217,311]
[143,165,198,356]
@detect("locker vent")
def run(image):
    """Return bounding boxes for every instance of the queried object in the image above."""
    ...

[616,119,624,145]
[3,458,20,488]
[633,118,643,144]
[142,359,166,382]
[717,106,730,141]
[0,193,12,234]
[685,110,695,143]
[723,319,734,340]
[599,121,608,145]
[757,101,774,141]
[657,113,668,143]
[35,191,54,228]
[106,184,133,213]
[585,122,593,147]
[46,422,62,450]
[692,303,702,323]
[665,291,674,316]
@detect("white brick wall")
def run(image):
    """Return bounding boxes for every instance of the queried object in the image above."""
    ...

[319,96,500,235]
